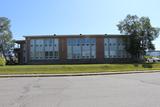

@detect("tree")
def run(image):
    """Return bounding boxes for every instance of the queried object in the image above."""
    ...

[0,17,13,61]
[117,14,160,61]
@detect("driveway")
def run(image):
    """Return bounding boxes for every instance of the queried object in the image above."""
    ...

[0,72,160,107]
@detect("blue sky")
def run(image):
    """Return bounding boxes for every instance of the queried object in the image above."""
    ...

[1,0,160,50]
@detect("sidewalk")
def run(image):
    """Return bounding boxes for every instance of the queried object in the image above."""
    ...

[0,70,160,78]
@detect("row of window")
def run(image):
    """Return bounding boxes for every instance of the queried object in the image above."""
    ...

[30,39,59,60]
[104,38,130,58]
[29,38,130,60]
[104,43,126,46]
[67,38,96,59]
[67,38,96,46]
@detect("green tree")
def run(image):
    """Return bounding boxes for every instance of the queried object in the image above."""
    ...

[0,17,13,60]
[117,14,160,61]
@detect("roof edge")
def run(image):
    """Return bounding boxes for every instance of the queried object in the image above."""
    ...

[23,34,129,38]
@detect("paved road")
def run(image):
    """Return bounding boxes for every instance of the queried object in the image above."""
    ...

[1,73,160,107]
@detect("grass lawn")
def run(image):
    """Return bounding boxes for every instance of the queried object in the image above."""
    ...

[0,63,160,75]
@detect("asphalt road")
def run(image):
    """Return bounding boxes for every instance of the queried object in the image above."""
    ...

[1,73,160,107]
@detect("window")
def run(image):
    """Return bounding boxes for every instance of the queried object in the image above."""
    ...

[67,38,96,59]
[67,45,72,59]
[82,44,90,59]
[45,52,48,58]
[30,38,59,60]
[91,45,96,59]
[104,38,129,58]
[54,51,59,59]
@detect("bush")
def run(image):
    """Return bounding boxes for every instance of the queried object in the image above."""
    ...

[0,57,6,66]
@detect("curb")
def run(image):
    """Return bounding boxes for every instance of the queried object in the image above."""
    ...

[0,70,160,78]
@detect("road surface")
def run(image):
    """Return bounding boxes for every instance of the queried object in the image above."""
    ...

[0,73,160,107]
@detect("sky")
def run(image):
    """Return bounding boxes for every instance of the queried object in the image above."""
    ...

[1,0,160,50]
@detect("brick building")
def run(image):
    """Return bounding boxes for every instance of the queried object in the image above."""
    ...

[15,34,131,64]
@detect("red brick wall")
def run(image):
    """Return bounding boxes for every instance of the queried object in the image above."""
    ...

[26,37,30,64]
[59,37,67,61]
[96,37,105,63]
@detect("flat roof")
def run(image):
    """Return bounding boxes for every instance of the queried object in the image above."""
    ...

[23,34,128,38]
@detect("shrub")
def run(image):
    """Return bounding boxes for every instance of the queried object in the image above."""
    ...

[0,57,6,66]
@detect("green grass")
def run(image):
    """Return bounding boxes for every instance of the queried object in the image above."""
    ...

[145,56,160,58]
[0,63,160,75]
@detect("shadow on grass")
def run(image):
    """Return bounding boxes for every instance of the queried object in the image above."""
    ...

[142,63,153,68]
[134,64,139,67]
[133,63,153,68]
